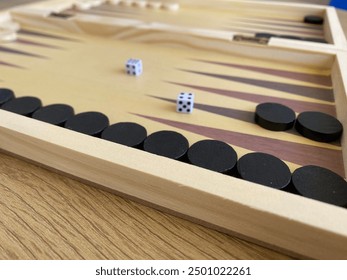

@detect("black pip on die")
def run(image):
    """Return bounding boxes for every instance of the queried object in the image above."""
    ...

[125,58,143,76]
[177,92,194,113]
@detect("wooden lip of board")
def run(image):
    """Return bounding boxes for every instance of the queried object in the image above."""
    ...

[7,0,347,51]
[0,108,347,259]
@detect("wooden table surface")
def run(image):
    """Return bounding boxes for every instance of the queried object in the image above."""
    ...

[0,0,345,260]
[0,151,294,259]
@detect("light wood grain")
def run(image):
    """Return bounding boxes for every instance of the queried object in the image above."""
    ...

[0,150,291,259]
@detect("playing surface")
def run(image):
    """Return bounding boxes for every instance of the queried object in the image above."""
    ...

[59,1,326,42]
[0,20,343,178]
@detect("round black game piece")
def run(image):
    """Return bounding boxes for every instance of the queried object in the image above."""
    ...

[278,35,304,41]
[101,122,147,149]
[255,33,277,39]
[292,165,347,208]
[304,37,328,44]
[1,96,42,116]
[143,130,189,160]
[32,104,74,126]
[0,88,15,106]
[237,152,291,190]
[304,15,324,25]
[64,111,109,137]
[255,102,296,131]
[187,140,238,175]
[295,111,343,142]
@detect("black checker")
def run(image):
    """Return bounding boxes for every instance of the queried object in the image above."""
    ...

[304,37,328,43]
[143,130,189,160]
[255,33,277,39]
[0,88,15,106]
[64,111,109,137]
[1,96,42,116]
[292,165,347,208]
[237,152,291,190]
[295,111,343,142]
[101,122,147,148]
[187,140,238,175]
[304,15,324,25]
[32,104,74,126]
[255,102,296,131]
[278,35,304,41]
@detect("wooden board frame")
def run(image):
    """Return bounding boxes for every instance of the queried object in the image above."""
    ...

[6,0,347,52]
[1,0,347,259]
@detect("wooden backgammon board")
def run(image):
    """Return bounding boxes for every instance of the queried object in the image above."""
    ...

[1,0,347,259]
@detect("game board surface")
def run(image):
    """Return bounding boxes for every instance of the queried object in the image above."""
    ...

[60,1,326,42]
[0,24,342,178]
[1,0,347,259]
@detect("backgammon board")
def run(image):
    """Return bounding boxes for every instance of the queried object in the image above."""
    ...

[1,0,347,259]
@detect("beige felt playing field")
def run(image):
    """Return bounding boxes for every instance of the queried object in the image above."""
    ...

[1,0,347,259]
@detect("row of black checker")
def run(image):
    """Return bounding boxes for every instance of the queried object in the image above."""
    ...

[0,88,346,208]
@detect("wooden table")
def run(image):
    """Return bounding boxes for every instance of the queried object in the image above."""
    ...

[0,150,292,259]
[1,0,346,260]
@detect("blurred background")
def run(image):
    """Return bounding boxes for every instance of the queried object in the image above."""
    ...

[0,1,346,36]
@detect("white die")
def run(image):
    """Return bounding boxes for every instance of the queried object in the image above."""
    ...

[125,58,142,76]
[177,92,194,113]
